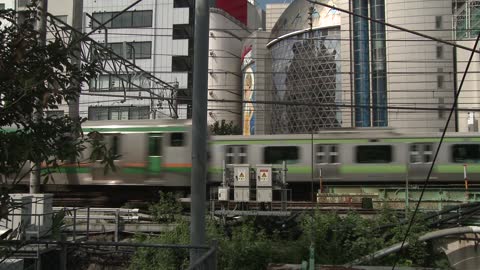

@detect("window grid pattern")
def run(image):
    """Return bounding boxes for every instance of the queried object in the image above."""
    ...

[92,10,153,29]
[88,106,150,121]
[108,42,152,60]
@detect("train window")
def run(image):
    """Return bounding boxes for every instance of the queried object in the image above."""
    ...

[329,145,338,163]
[356,145,392,163]
[410,143,433,163]
[102,135,121,159]
[424,144,433,162]
[238,146,247,164]
[224,145,247,164]
[170,133,185,147]
[452,144,480,163]
[111,135,120,158]
[316,145,325,163]
[264,146,299,164]
[226,146,234,164]
[148,135,162,156]
[409,144,421,163]
[316,145,338,164]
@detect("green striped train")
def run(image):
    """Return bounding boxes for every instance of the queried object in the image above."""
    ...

[17,120,480,195]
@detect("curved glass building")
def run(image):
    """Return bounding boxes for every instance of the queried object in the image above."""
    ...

[265,0,454,133]
[268,0,342,134]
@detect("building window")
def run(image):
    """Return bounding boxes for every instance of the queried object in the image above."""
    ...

[90,73,149,91]
[55,15,68,24]
[173,24,191,39]
[92,10,153,29]
[435,16,442,29]
[172,56,192,72]
[356,145,392,163]
[437,75,444,89]
[174,0,193,8]
[0,4,5,10]
[263,146,299,164]
[88,106,150,120]
[108,42,152,60]
[452,144,480,163]
[436,45,443,59]
[438,97,445,119]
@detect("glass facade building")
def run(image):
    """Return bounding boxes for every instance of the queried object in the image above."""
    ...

[268,0,343,134]
[270,28,342,133]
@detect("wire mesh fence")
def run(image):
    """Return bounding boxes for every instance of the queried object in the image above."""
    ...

[0,240,217,270]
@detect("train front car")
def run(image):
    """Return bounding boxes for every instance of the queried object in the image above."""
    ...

[38,119,193,190]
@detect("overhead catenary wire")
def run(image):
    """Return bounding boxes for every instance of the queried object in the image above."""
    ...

[80,92,480,113]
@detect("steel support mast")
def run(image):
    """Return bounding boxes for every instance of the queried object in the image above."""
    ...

[190,0,210,265]
[30,0,48,194]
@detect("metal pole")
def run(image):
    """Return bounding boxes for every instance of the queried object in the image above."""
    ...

[190,0,209,265]
[405,166,409,216]
[73,208,77,241]
[86,207,90,240]
[69,0,83,120]
[282,161,287,211]
[30,0,48,194]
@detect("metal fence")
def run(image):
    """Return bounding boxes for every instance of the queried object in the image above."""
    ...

[0,240,217,270]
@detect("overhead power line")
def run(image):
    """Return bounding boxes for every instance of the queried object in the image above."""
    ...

[306,0,480,54]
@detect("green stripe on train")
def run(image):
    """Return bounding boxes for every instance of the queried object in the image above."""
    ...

[211,139,370,145]
[82,126,187,133]
[41,167,91,174]
[382,138,470,143]
[340,165,407,174]
[123,167,192,174]
[436,164,480,173]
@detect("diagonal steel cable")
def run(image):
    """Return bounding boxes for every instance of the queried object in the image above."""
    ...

[390,32,480,270]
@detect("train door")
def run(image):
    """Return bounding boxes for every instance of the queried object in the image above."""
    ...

[408,143,433,181]
[315,144,340,181]
[148,134,163,175]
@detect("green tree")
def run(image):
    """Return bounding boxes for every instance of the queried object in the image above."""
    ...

[148,191,183,223]
[0,3,113,239]
[209,120,242,135]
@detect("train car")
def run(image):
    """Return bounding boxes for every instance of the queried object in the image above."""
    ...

[13,120,480,197]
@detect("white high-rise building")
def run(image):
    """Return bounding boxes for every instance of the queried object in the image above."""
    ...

[265,3,290,31]
[83,0,193,120]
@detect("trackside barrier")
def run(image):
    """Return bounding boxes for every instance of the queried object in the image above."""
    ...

[0,240,216,270]
[186,240,218,270]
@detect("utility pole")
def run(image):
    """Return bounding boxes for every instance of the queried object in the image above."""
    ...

[30,0,48,194]
[190,0,210,265]
[69,0,83,120]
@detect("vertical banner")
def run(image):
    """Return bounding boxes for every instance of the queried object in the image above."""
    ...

[241,45,255,135]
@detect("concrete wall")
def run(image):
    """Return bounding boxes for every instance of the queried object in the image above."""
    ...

[207,9,250,126]
[385,0,455,132]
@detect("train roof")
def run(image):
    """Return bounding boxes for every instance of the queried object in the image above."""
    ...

[82,119,192,128]
[212,129,480,142]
